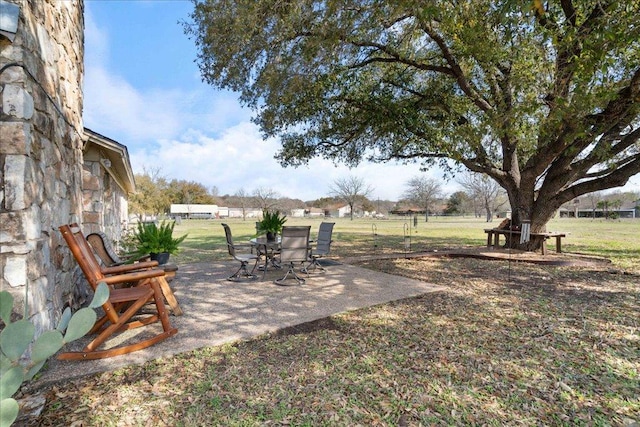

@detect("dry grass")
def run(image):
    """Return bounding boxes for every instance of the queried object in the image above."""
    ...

[31,254,639,426]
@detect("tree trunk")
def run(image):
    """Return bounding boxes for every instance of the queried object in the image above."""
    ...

[484,198,492,222]
[503,182,560,252]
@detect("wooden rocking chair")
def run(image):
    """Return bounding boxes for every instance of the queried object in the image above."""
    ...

[57,224,178,360]
[86,230,183,315]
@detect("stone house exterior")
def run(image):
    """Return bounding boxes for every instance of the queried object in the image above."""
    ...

[82,128,135,238]
[1,0,133,335]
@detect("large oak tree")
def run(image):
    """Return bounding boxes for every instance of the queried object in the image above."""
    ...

[186,0,640,248]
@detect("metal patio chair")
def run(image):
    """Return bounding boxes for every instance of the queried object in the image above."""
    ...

[305,222,335,273]
[274,226,311,286]
[222,223,259,281]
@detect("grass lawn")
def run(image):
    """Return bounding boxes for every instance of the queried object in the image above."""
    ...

[173,216,640,271]
[33,217,639,426]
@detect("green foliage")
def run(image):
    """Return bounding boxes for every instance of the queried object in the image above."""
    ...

[256,210,287,236]
[129,169,217,217]
[444,191,473,215]
[165,179,217,205]
[0,283,108,427]
[186,0,640,232]
[130,220,188,256]
[129,172,170,217]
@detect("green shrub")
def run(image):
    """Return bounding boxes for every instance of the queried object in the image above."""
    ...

[256,210,287,236]
[129,220,187,257]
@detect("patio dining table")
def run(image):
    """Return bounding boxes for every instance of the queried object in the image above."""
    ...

[250,237,281,278]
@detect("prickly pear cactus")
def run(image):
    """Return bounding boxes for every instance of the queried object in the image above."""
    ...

[0,282,108,427]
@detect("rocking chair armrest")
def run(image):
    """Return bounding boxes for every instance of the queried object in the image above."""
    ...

[101,261,160,275]
[100,268,166,285]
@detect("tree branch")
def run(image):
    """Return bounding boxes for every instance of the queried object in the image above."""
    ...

[574,126,640,173]
[556,152,640,204]
[377,152,448,162]
[417,20,494,112]
[348,53,453,75]
[560,0,577,27]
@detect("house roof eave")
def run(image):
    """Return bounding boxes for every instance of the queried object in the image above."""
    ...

[83,128,136,194]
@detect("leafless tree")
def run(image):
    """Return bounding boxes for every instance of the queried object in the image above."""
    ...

[402,176,442,221]
[458,172,508,222]
[234,188,250,220]
[330,175,373,220]
[252,187,280,211]
[585,191,603,219]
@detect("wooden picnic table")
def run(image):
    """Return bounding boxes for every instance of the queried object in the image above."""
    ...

[484,228,567,255]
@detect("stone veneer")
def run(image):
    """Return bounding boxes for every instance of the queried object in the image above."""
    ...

[81,156,129,241]
[1,0,85,333]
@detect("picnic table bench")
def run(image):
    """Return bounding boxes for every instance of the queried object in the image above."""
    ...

[484,228,567,255]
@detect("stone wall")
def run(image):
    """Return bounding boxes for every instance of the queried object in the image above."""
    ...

[82,157,129,240]
[1,0,85,333]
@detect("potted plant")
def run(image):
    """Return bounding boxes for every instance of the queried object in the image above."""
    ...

[256,209,287,241]
[130,220,187,264]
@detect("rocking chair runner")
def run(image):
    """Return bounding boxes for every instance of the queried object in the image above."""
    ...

[58,224,178,360]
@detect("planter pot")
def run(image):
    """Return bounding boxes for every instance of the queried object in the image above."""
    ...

[150,252,170,265]
[266,232,276,242]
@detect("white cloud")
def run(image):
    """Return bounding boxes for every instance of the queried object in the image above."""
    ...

[83,8,109,68]
[128,122,456,201]
[83,53,249,144]
[84,67,184,141]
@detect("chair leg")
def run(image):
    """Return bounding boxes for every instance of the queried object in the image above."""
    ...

[58,281,178,361]
[84,292,155,352]
[157,276,183,316]
[274,262,306,286]
[303,257,325,274]
[227,259,258,281]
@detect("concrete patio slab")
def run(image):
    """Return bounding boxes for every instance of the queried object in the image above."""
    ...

[32,260,444,388]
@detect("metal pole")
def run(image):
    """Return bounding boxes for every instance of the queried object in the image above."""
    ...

[372,223,378,252]
[403,223,411,257]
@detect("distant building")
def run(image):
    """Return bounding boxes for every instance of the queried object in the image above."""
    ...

[307,207,325,217]
[389,207,425,216]
[170,204,219,219]
[325,204,351,218]
[226,207,260,218]
[558,198,638,219]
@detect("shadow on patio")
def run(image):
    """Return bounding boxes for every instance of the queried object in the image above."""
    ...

[33,260,444,387]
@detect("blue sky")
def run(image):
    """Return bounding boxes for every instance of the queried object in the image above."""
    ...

[83,0,639,202]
